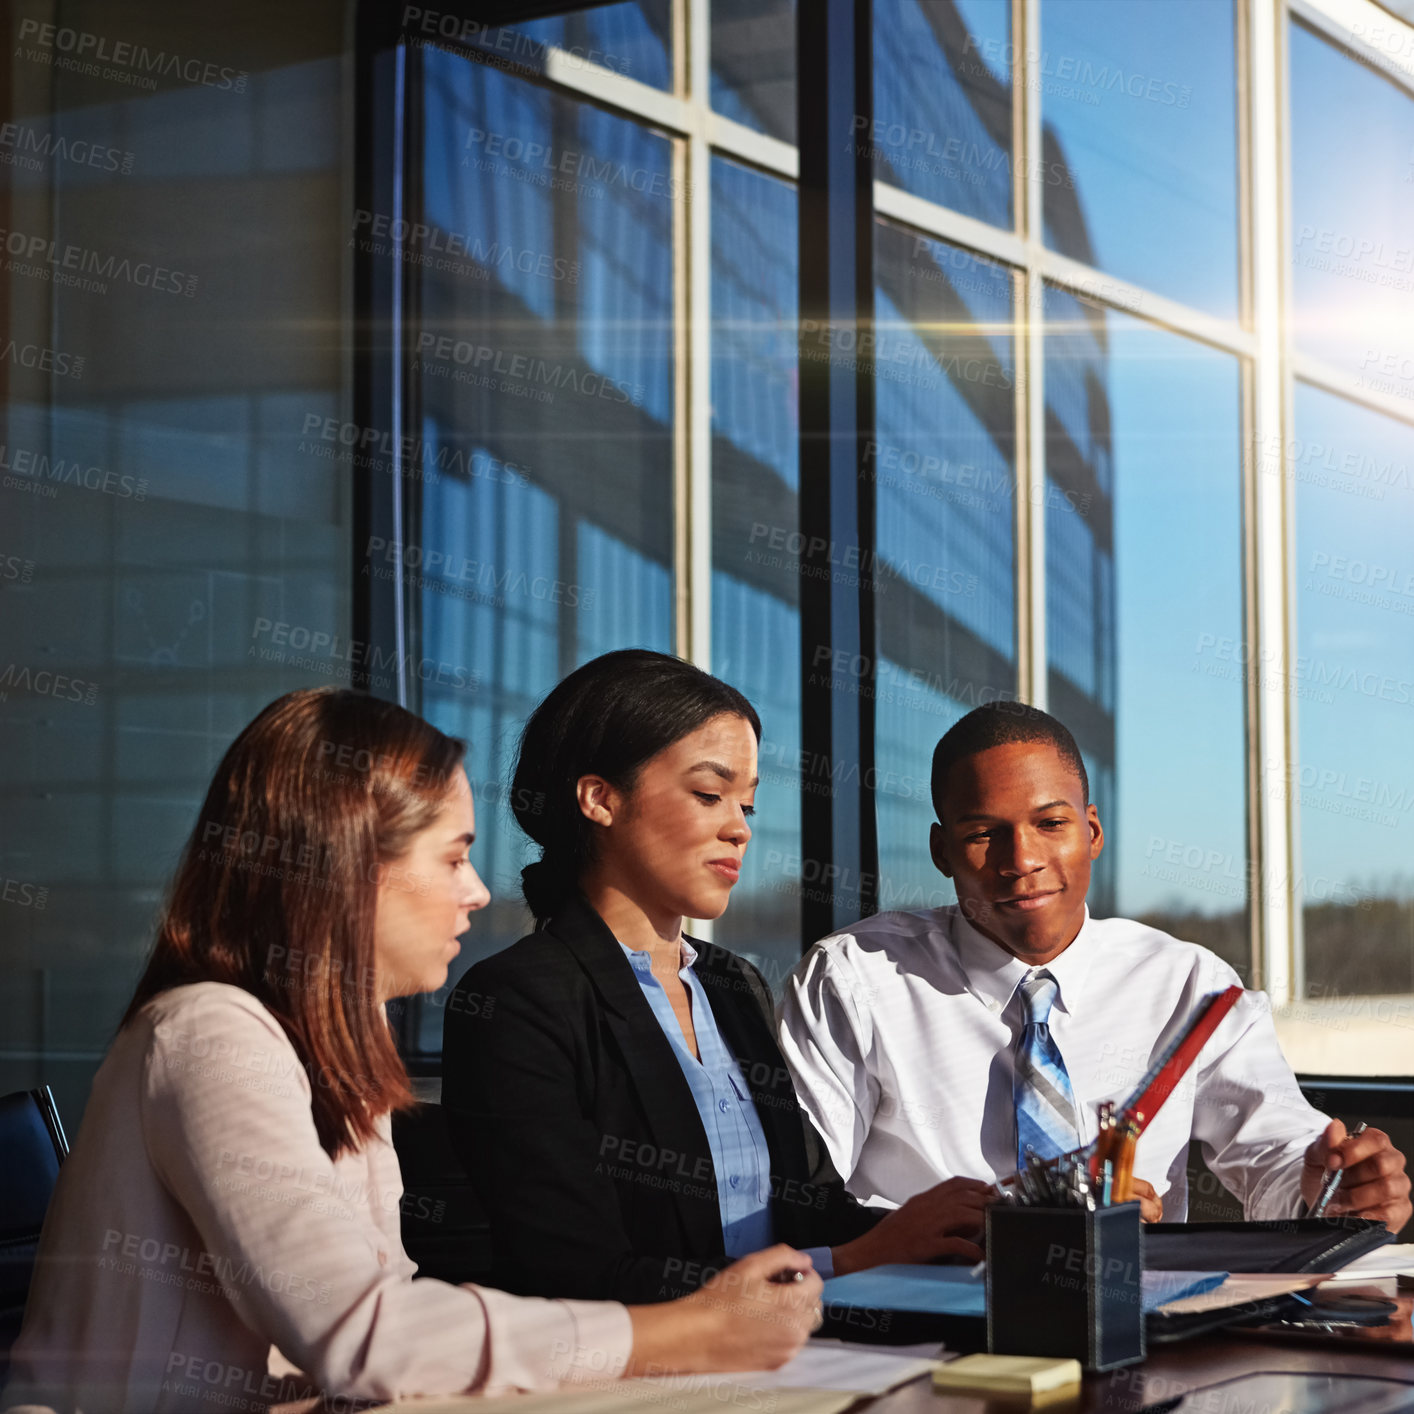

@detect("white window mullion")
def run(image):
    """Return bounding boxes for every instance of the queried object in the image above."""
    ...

[1020,0,1047,708]
[1292,351,1414,427]
[684,0,713,676]
[1288,0,1414,92]
[1249,0,1296,1002]
[678,0,715,944]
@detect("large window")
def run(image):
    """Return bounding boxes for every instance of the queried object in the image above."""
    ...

[709,157,801,987]
[1279,18,1414,1072]
[873,229,1017,909]
[1042,0,1240,317]
[408,38,677,1051]
[1289,386,1414,1061]
[5,0,1414,1125]
[711,0,796,141]
[1045,300,1245,968]
[1289,19,1414,383]
[858,0,1414,1075]
[865,0,1249,976]
[873,0,1013,227]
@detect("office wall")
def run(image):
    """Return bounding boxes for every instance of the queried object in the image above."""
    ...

[1,1,352,1125]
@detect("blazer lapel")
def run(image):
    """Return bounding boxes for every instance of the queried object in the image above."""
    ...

[545,896,724,1257]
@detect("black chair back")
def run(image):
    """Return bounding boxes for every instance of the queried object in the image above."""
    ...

[0,1086,69,1375]
[391,1101,492,1285]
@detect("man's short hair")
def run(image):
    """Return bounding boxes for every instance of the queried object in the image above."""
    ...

[931,701,1089,823]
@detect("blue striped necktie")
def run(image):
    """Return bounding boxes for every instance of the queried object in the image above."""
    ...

[1014,968,1081,1169]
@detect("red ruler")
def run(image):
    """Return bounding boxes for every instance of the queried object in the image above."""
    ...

[1122,984,1244,1133]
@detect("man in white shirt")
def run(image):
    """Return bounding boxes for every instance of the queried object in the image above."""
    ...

[778,702,1411,1230]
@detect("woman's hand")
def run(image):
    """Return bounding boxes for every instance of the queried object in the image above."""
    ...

[831,1176,996,1274]
[626,1245,823,1376]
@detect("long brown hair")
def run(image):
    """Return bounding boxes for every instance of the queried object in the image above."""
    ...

[122,687,466,1158]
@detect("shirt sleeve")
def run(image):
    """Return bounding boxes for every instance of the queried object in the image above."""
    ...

[776,942,880,1185]
[140,987,632,1402]
[1187,965,1330,1222]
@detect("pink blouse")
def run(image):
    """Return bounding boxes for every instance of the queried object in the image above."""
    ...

[3,983,632,1412]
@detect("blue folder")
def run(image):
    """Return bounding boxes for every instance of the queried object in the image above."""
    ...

[822,1263,1228,1317]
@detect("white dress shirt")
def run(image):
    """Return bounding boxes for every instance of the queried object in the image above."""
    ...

[4,983,632,1414]
[777,905,1328,1222]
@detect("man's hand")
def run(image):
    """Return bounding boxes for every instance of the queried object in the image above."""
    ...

[1128,1177,1163,1224]
[1302,1120,1412,1231]
[832,1176,996,1274]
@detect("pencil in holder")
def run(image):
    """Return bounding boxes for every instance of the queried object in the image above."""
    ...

[986,1201,1145,1372]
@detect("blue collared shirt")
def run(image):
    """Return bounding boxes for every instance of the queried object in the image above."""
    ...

[619,939,832,1275]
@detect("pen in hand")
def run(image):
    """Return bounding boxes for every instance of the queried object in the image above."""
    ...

[1310,1121,1368,1218]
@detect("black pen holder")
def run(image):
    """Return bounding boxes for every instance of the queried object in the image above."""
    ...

[986,1201,1145,1372]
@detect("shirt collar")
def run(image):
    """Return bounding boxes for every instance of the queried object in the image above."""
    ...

[950,904,1095,1016]
[617,937,697,974]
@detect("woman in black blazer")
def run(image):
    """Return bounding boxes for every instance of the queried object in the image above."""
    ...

[442,650,993,1305]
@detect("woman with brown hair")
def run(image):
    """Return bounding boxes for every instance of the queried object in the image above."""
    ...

[3,688,821,1414]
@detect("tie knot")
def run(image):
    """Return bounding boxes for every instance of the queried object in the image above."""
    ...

[1020,969,1058,1024]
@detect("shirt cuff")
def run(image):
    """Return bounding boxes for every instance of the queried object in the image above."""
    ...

[469,1287,634,1395]
[802,1245,835,1280]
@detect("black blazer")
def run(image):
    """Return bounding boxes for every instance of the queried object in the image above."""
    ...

[441,894,880,1303]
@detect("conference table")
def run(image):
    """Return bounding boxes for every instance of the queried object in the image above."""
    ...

[873,1326,1414,1412]
[271,1282,1413,1413]
[851,1281,1414,1412]
[865,1280,1414,1411]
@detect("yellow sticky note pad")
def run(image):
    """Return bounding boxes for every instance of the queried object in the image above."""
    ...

[932,1353,1083,1399]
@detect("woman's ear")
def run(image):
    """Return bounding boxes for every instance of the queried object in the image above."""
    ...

[576,774,616,828]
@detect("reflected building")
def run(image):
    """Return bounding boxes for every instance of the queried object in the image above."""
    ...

[0,5,352,1124]
[406,0,1124,961]
[7,0,1408,1118]
[411,40,676,1049]
[868,0,1120,919]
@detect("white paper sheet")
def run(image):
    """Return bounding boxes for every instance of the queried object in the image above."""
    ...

[651,1340,937,1395]
[1154,1272,1329,1315]
[367,1341,937,1413]
[1325,1243,1414,1281]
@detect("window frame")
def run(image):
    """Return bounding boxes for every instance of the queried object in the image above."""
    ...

[359,0,1414,1077]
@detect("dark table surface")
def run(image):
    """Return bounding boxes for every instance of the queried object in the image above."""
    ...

[285,1281,1414,1412]
[870,1281,1414,1413]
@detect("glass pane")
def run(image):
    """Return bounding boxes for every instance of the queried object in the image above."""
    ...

[1290,20,1414,386]
[873,225,1018,911]
[1290,384,1414,1070]
[411,49,675,1050]
[873,0,1013,228]
[0,39,349,1129]
[1045,291,1246,973]
[709,156,800,993]
[1042,0,1239,318]
[711,0,796,142]
[451,1,672,91]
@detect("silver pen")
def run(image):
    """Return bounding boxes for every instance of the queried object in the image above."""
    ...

[1310,1121,1367,1218]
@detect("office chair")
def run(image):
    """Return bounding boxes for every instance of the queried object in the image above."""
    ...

[0,1086,70,1376]
[391,1102,493,1285]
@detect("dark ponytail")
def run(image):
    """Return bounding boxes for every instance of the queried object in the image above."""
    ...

[511,649,761,924]
[519,854,570,922]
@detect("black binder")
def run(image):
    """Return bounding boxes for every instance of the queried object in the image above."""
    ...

[820,1219,1396,1351]
[1141,1217,1394,1274]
